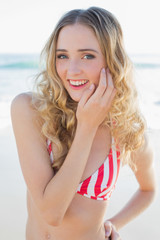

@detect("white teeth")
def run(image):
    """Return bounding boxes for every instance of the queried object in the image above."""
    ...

[69,80,88,86]
[76,81,79,86]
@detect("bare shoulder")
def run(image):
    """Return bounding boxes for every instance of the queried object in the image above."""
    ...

[11,92,37,119]
[11,92,42,131]
[11,91,47,153]
[11,91,31,106]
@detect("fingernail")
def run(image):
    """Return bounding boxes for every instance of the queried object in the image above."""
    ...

[89,84,94,90]
[106,230,110,236]
[102,68,105,73]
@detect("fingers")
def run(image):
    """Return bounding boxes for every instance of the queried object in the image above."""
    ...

[111,225,122,240]
[79,68,116,109]
[77,68,116,128]
[101,68,116,108]
[93,68,116,102]
[78,83,95,107]
[103,68,116,99]
[111,231,122,240]
[93,68,107,99]
[104,220,122,240]
[104,220,112,238]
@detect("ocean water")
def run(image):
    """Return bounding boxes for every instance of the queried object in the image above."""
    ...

[0,53,160,129]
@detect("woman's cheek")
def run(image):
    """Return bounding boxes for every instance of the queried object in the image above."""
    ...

[89,68,102,86]
[56,62,64,78]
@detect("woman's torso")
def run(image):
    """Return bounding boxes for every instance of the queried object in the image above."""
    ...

[26,125,118,240]
[26,191,108,240]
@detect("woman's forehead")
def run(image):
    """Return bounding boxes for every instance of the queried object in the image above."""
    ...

[56,24,101,51]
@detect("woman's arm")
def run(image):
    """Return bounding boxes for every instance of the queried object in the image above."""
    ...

[11,69,116,226]
[11,92,96,226]
[105,134,157,232]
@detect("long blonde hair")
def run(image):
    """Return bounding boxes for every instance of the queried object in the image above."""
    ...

[32,6,146,171]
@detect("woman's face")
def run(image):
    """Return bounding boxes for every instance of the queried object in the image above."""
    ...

[56,23,106,102]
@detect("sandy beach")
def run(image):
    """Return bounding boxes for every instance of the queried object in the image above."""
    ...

[0,125,159,240]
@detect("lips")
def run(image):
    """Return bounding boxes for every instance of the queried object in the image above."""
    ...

[68,79,88,86]
[68,79,89,89]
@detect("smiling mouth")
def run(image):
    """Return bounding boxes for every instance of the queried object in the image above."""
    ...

[68,79,89,87]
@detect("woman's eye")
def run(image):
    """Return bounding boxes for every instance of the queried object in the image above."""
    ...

[57,54,68,59]
[83,54,95,59]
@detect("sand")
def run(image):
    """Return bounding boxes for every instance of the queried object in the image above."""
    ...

[0,126,159,240]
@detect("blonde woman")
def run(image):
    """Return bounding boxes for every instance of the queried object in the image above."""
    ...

[11,7,156,240]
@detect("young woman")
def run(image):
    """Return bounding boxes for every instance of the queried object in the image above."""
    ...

[11,6,157,240]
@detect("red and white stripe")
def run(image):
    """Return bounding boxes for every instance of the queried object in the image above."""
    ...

[47,137,121,201]
[47,139,54,163]
[77,138,121,201]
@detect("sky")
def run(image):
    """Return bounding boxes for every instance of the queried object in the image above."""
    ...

[0,0,160,55]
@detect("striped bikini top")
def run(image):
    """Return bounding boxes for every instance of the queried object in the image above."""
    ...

[47,137,121,201]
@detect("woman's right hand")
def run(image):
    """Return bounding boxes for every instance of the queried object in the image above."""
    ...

[76,68,116,130]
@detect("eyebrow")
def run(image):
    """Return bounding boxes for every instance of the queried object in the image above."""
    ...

[56,48,99,53]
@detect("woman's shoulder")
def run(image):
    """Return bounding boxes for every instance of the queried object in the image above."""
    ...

[11,90,37,106]
[11,92,42,129]
[11,91,40,114]
[11,91,33,109]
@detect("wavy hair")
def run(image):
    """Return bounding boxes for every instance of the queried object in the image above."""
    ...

[32,6,146,171]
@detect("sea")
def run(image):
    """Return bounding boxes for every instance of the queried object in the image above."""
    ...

[0,53,160,130]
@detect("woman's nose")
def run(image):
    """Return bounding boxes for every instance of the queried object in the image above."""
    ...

[67,60,82,75]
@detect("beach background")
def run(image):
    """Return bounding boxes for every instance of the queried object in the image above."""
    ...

[0,0,160,239]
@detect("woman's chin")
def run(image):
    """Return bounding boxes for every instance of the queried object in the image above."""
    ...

[69,93,82,103]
